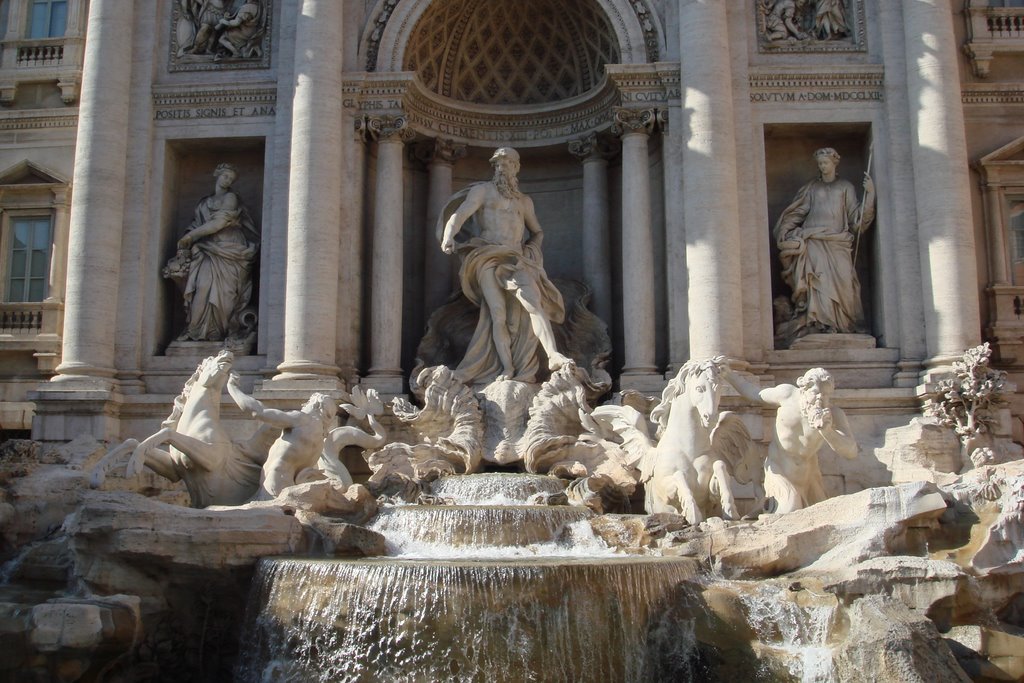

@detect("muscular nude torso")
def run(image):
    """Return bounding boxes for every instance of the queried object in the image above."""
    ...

[474,186,531,249]
[260,415,327,498]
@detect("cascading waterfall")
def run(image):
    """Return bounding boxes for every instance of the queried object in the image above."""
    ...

[368,505,610,557]
[237,556,702,682]
[737,583,840,682]
[429,472,568,505]
[235,473,708,682]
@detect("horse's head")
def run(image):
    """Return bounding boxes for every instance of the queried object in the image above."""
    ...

[681,359,723,429]
[197,349,235,389]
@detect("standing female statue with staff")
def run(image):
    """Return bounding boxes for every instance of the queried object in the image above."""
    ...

[774,147,875,346]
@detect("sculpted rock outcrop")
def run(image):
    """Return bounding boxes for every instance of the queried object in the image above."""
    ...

[365,366,484,483]
[663,481,948,579]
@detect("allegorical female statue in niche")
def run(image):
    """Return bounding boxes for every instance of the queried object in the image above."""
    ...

[164,163,259,350]
[773,147,874,347]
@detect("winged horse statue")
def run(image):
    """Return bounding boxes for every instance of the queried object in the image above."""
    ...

[585,357,759,524]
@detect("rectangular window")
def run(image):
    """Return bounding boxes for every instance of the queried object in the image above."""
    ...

[7,216,50,302]
[28,0,67,39]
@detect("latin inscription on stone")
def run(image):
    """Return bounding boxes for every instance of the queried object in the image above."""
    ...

[154,105,277,122]
[750,90,882,103]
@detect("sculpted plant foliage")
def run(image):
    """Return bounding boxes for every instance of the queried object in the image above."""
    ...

[925,343,1007,455]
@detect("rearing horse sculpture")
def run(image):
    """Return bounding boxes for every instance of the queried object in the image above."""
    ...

[588,357,758,524]
[90,350,277,508]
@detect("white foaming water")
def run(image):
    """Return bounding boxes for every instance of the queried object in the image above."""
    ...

[737,583,838,682]
[429,472,567,505]
[369,505,618,559]
[379,519,619,559]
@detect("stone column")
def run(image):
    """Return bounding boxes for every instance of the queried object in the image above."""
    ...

[52,0,135,386]
[45,188,70,303]
[659,106,689,371]
[614,108,659,387]
[420,138,467,316]
[680,0,744,362]
[568,133,618,329]
[274,0,344,385]
[903,0,981,363]
[366,115,414,394]
[336,108,367,385]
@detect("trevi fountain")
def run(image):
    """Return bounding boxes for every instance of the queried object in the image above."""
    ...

[0,1,1023,682]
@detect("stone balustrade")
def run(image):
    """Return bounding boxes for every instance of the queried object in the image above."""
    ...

[965,1,1024,76]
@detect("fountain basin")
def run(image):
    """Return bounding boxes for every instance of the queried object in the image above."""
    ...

[239,556,703,683]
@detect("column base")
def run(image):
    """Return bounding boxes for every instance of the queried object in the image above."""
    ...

[51,361,118,391]
[256,375,348,403]
[618,371,664,394]
[360,374,406,400]
[29,384,125,442]
[273,360,342,381]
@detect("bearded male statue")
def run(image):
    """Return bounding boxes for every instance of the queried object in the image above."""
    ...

[721,365,858,514]
[438,147,571,385]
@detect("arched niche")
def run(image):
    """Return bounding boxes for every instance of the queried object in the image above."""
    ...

[363,0,656,77]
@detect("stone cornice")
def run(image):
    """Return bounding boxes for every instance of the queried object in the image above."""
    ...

[606,62,681,106]
[151,85,277,109]
[0,108,77,130]
[150,85,278,122]
[962,83,1024,106]
[345,70,641,147]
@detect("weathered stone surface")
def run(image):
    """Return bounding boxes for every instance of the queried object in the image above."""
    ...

[831,596,971,683]
[294,512,386,557]
[879,418,963,483]
[946,625,1024,682]
[665,482,948,578]
[65,491,308,592]
[821,556,968,626]
[227,480,378,525]
[966,471,1024,575]
[30,596,138,652]
[588,514,654,552]
[0,594,140,683]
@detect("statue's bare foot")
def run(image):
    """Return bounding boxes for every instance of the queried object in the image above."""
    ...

[548,352,572,371]
[495,373,511,382]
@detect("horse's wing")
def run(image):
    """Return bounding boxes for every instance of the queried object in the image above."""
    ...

[710,411,755,484]
[588,404,655,472]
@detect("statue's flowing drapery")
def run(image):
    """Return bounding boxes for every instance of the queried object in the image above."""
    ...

[181,199,259,342]
[454,238,565,384]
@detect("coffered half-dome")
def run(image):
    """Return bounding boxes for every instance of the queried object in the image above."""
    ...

[403,0,621,106]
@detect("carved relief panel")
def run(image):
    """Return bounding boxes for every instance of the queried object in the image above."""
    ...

[756,0,866,53]
[169,0,272,72]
